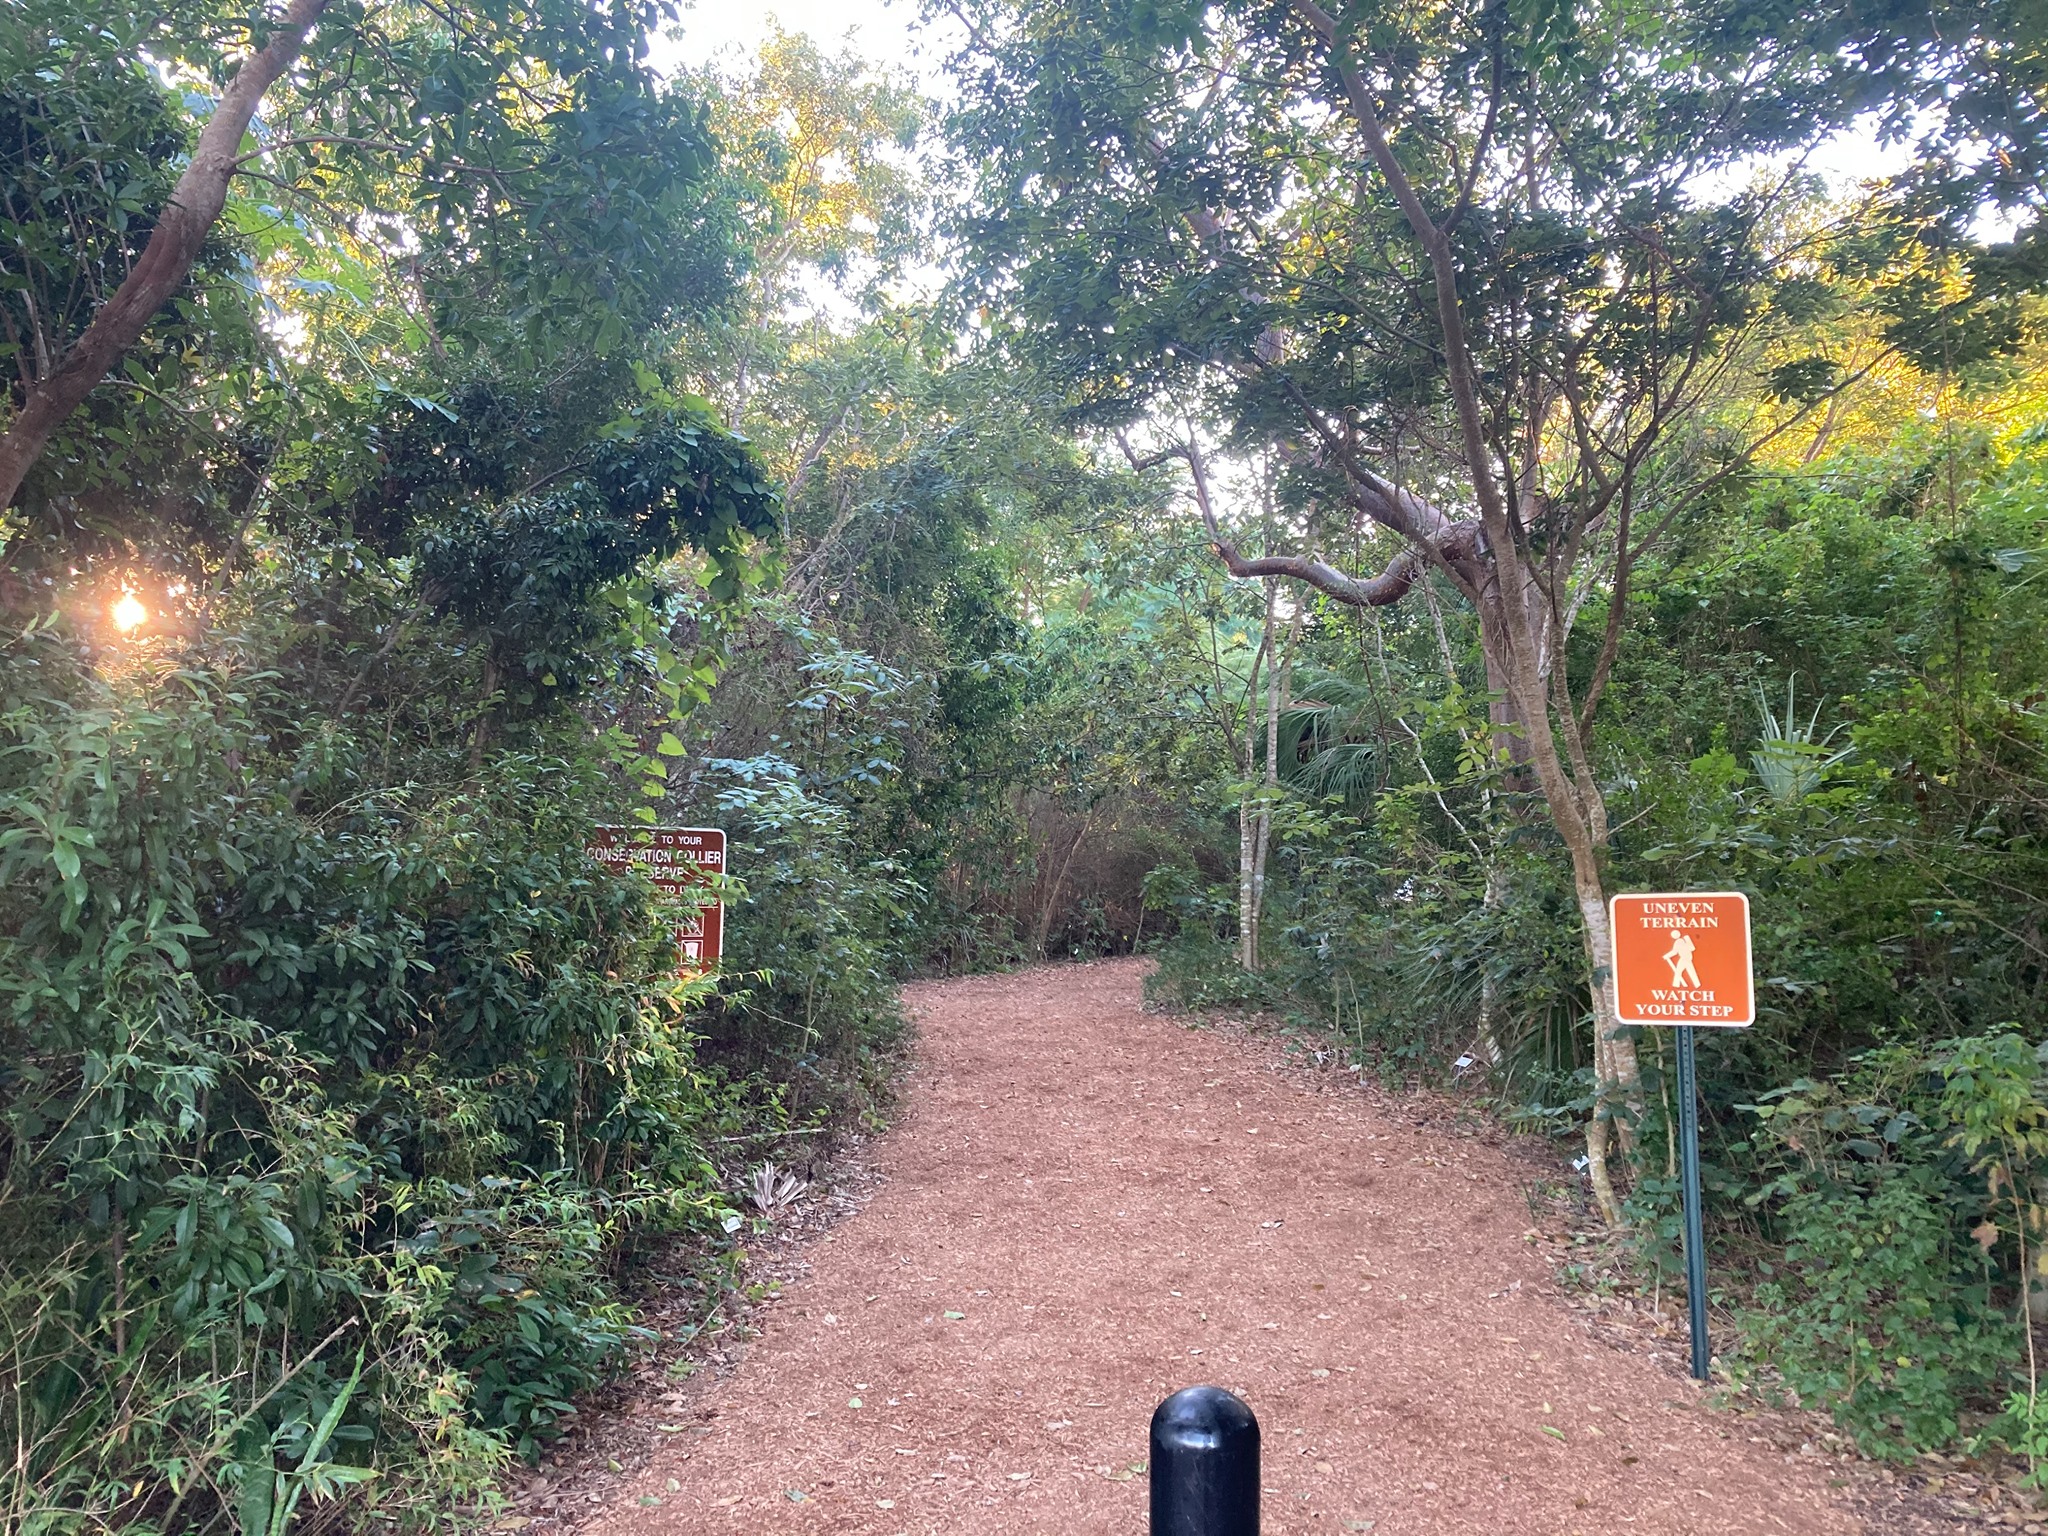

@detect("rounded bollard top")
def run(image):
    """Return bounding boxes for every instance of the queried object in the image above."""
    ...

[1151,1387,1259,1536]
[1151,1384,1259,1455]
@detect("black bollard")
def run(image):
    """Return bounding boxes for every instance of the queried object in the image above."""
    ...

[1150,1385,1259,1536]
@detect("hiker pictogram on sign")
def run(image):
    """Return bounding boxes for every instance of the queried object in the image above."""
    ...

[1610,891,1754,1027]
[1662,929,1700,988]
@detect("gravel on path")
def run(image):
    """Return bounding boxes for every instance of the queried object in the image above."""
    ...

[597,957,1863,1535]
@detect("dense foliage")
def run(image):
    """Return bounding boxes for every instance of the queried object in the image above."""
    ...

[0,5,794,1529]
[1127,419,2048,1460]
[0,14,1133,1528]
[5,0,2048,1527]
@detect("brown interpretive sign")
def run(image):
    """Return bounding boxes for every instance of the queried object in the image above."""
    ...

[1609,891,1754,1027]
[590,825,727,972]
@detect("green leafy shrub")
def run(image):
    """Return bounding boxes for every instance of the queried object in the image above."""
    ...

[406,1175,654,1458]
[1737,1041,2038,1457]
[693,752,915,1114]
[1747,1158,2012,1453]
[0,607,748,1529]
[1137,432,2048,1461]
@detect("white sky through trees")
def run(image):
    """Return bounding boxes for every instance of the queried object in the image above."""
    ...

[652,7,1988,329]
[661,1,958,92]
[659,5,1917,215]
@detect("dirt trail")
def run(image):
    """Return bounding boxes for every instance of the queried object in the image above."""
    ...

[598,958,1864,1535]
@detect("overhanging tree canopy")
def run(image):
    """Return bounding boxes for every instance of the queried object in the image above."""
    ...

[946,0,2045,1219]
[0,0,753,587]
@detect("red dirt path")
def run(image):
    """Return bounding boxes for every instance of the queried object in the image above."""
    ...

[597,958,1864,1535]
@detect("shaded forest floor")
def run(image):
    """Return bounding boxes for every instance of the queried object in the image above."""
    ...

[525,958,2005,1534]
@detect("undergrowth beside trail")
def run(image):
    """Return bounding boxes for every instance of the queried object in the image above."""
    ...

[0,612,908,1532]
[1148,953,2043,1519]
[1140,437,2048,1478]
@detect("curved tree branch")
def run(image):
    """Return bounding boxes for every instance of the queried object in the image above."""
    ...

[1285,0,1512,545]
[1181,430,1476,609]
[1209,532,1428,609]
[0,0,332,511]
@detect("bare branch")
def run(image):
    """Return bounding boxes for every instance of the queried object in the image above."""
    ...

[230,132,409,167]
[1186,434,1428,608]
[1442,33,1504,235]
[1285,0,1513,547]
[1576,479,1632,735]
[1114,430,1187,474]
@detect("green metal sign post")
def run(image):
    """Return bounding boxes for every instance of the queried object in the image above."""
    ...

[1673,1024,1709,1379]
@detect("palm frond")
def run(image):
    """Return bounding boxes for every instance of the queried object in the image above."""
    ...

[748,1161,807,1217]
[1279,665,1388,799]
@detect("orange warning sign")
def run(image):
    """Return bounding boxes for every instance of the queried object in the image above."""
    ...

[1609,891,1754,1028]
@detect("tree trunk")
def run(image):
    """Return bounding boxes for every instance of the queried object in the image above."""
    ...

[469,653,499,773]
[1477,860,1506,1065]
[1034,809,1096,958]
[1480,641,1536,794]
[1573,856,1636,1225]
[1476,588,1640,1225]
[0,0,333,512]
[1237,791,1258,970]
